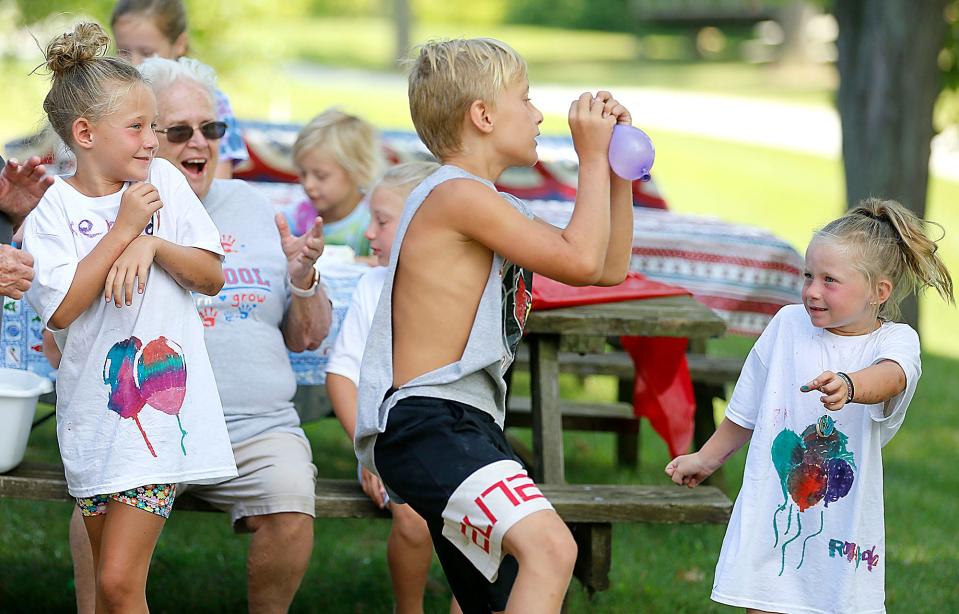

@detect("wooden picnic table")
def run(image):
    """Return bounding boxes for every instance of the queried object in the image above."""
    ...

[523,294,727,484]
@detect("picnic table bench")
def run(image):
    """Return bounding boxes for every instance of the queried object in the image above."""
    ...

[0,461,731,594]
[509,346,745,469]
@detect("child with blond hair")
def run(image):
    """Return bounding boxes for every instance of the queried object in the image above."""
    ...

[667,199,953,613]
[289,109,384,259]
[23,22,235,612]
[354,38,634,612]
[327,160,462,614]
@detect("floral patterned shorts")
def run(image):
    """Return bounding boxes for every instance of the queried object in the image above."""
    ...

[76,483,176,519]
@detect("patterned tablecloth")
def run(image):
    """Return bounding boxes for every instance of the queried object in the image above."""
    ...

[528,201,803,336]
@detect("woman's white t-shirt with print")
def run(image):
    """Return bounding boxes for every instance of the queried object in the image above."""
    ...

[713,304,920,614]
[23,158,237,498]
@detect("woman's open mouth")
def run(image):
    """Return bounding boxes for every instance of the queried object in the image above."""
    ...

[181,158,208,176]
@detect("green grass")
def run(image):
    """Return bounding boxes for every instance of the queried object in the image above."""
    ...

[3,346,959,611]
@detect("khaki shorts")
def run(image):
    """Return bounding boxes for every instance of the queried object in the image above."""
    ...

[178,431,317,531]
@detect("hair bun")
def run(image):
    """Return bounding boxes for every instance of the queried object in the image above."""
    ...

[45,22,111,77]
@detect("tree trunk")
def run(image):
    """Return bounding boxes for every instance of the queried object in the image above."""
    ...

[833,0,947,329]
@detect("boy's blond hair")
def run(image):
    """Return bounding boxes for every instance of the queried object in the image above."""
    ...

[292,109,384,192]
[408,38,527,160]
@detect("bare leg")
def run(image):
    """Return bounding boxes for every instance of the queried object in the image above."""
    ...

[95,500,166,613]
[244,512,314,614]
[70,507,97,614]
[500,510,576,614]
[387,503,433,614]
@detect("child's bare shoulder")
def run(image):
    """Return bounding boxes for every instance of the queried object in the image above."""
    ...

[423,178,525,225]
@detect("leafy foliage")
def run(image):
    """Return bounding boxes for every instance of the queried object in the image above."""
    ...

[505,0,633,32]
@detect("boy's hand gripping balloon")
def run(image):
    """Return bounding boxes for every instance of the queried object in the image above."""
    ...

[608,124,655,182]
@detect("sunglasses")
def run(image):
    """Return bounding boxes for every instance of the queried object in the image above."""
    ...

[156,121,227,144]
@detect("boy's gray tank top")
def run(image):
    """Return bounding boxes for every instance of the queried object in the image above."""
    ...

[354,165,534,474]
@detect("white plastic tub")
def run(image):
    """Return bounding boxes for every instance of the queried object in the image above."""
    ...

[0,368,53,473]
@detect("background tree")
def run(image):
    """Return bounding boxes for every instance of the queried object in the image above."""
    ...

[833,0,950,329]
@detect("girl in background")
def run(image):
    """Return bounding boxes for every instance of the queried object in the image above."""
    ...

[289,109,384,260]
[111,0,249,177]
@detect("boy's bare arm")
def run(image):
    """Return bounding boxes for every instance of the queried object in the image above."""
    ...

[594,93,633,286]
[597,171,633,286]
[440,94,617,286]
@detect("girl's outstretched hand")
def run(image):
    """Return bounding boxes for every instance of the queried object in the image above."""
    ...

[801,371,849,411]
[665,452,713,488]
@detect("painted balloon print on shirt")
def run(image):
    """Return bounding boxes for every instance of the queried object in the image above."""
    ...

[770,415,856,576]
[103,336,188,457]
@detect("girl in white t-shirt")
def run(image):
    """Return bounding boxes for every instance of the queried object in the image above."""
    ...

[22,23,236,612]
[326,161,462,614]
[666,199,953,614]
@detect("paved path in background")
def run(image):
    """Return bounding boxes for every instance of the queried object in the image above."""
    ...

[534,84,959,183]
[290,63,959,182]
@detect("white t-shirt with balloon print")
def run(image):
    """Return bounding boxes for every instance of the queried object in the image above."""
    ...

[23,158,237,498]
[712,305,920,614]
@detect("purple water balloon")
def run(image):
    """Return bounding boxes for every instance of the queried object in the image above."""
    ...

[608,124,655,182]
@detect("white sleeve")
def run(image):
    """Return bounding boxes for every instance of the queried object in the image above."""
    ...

[724,346,767,430]
[155,159,224,257]
[723,307,787,429]
[325,270,383,384]
[21,192,78,330]
[870,324,921,446]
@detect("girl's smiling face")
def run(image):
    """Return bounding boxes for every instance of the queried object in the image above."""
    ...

[85,81,158,185]
[802,237,891,335]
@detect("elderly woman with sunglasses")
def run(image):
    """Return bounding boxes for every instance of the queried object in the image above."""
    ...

[66,57,332,614]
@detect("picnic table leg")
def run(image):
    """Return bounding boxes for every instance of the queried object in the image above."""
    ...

[529,333,564,484]
[570,522,612,596]
[616,377,639,469]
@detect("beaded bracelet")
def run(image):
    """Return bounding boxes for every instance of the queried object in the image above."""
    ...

[836,371,855,404]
